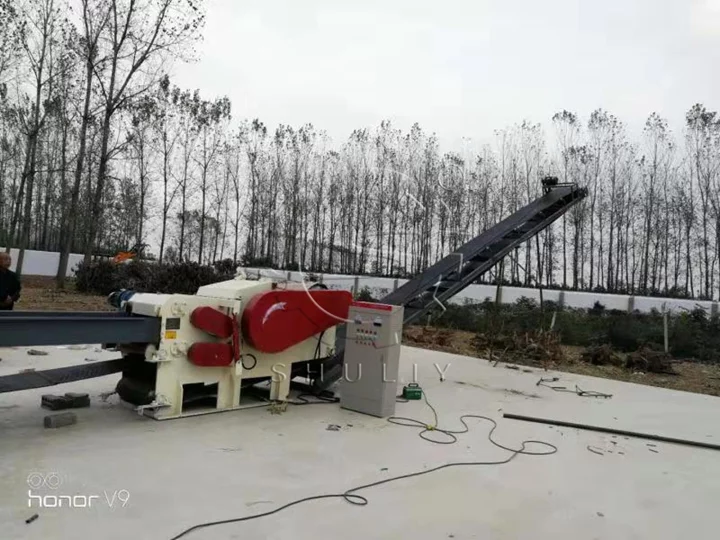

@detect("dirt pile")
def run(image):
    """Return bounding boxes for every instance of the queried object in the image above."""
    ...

[580,344,624,366]
[576,343,677,375]
[403,327,455,347]
[472,330,566,366]
[406,324,677,378]
[625,345,676,374]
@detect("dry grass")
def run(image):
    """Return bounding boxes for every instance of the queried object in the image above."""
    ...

[16,275,110,312]
[404,326,720,398]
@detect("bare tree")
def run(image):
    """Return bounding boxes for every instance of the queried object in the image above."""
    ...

[0,0,25,85]
[152,76,180,262]
[2,6,719,304]
[192,94,230,263]
[685,104,720,298]
[13,0,63,274]
[55,0,110,285]
[82,0,205,264]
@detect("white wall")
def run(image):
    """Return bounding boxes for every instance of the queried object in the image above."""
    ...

[243,267,719,316]
[4,251,715,315]
[0,247,84,277]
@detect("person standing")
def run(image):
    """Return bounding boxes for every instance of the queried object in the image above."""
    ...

[0,252,21,310]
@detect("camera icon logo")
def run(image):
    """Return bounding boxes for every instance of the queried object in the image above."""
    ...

[27,472,62,490]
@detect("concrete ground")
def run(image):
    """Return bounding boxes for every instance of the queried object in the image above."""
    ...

[1,345,720,540]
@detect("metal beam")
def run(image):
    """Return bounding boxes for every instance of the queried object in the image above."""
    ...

[0,313,160,347]
[0,358,129,393]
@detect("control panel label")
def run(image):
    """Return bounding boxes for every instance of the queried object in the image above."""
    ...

[166,318,181,330]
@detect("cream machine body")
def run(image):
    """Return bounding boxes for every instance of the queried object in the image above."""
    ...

[108,278,353,420]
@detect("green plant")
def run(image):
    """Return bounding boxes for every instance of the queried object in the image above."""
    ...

[75,259,120,295]
[419,299,720,364]
[354,286,376,302]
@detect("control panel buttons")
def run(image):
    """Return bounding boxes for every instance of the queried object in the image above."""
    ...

[354,327,379,346]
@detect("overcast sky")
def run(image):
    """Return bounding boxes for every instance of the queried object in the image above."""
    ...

[172,0,720,148]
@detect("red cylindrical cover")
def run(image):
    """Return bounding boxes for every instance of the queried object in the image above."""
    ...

[190,306,234,339]
[187,342,234,367]
[242,289,352,353]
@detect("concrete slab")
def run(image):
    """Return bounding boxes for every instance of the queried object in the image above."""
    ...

[1,345,720,540]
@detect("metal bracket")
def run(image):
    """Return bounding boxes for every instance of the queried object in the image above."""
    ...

[135,395,170,415]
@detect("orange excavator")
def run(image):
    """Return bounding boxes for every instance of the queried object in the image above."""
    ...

[112,243,149,264]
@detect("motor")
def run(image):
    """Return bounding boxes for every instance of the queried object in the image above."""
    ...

[107,289,136,310]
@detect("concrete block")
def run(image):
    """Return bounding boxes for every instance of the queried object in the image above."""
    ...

[41,394,73,410]
[41,393,90,410]
[44,412,77,429]
[65,392,91,408]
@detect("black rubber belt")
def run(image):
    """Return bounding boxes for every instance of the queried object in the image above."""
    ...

[0,358,129,394]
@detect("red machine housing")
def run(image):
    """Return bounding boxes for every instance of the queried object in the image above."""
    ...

[242,289,352,353]
[190,306,234,338]
[187,341,234,367]
[188,307,238,366]
[186,288,352,365]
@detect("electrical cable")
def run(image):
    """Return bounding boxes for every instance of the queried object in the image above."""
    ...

[249,395,339,407]
[236,402,275,411]
[289,392,339,405]
[313,330,325,361]
[240,353,258,371]
[388,390,508,445]
[536,377,612,399]
[168,391,557,540]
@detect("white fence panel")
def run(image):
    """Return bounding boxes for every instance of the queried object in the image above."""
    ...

[243,267,717,315]
[0,247,84,277]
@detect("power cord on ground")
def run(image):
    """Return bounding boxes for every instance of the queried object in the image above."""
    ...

[290,392,339,405]
[168,387,558,540]
[537,377,612,398]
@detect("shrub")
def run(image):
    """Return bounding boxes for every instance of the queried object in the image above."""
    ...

[606,314,664,352]
[429,303,482,330]
[554,309,603,346]
[355,286,376,302]
[146,261,231,294]
[240,254,275,268]
[75,259,120,295]
[76,260,236,296]
[515,296,538,311]
[589,301,606,316]
[212,258,237,276]
[422,299,720,363]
